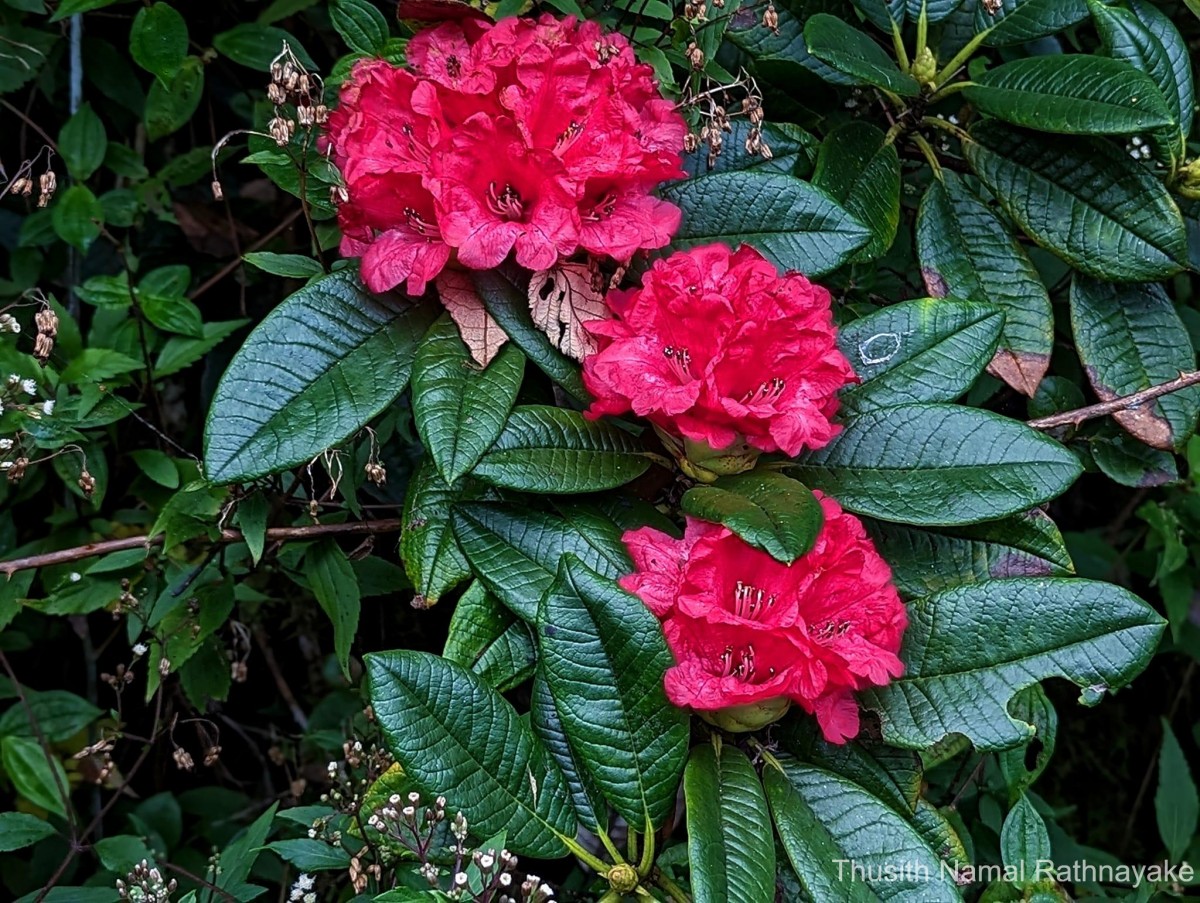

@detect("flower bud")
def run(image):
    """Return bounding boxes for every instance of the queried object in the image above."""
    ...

[655,428,761,483]
[606,863,639,895]
[911,46,937,85]
[1177,158,1200,199]
[699,697,792,733]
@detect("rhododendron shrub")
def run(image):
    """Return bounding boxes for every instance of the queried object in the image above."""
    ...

[584,242,856,479]
[323,12,686,360]
[621,495,907,742]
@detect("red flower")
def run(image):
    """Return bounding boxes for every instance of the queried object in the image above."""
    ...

[620,494,907,743]
[583,244,856,466]
[323,14,686,298]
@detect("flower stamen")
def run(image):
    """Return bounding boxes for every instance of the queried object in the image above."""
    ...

[663,345,693,381]
[741,376,786,404]
[486,181,526,220]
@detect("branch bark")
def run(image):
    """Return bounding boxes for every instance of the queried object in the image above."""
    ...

[0,519,402,579]
[1027,370,1200,432]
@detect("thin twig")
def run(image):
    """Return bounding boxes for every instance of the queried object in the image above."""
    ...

[1027,371,1200,432]
[188,207,305,302]
[0,519,403,578]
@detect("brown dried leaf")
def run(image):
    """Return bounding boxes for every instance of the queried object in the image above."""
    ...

[527,262,609,363]
[988,349,1050,398]
[436,270,507,367]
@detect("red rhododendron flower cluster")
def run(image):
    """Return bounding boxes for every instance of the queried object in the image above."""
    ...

[620,493,907,743]
[582,243,856,464]
[323,14,687,296]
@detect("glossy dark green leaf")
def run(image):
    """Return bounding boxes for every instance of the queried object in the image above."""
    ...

[965,56,1173,135]
[1,736,67,818]
[812,122,900,261]
[0,811,57,852]
[303,539,361,679]
[865,511,1074,599]
[366,651,575,858]
[472,268,589,403]
[529,673,607,832]
[964,122,1187,281]
[57,104,107,181]
[213,24,315,71]
[681,121,820,181]
[51,185,104,251]
[443,582,536,693]
[862,578,1166,750]
[144,56,204,141]
[1091,0,1194,147]
[662,172,871,277]
[1000,795,1051,874]
[0,690,103,742]
[537,556,688,831]
[1093,430,1180,487]
[265,839,351,871]
[412,315,525,485]
[978,0,1089,47]
[452,501,631,622]
[838,297,1004,412]
[130,3,188,83]
[203,269,436,483]
[724,3,858,87]
[330,0,390,54]
[471,406,649,494]
[803,15,920,96]
[1070,276,1200,451]
[685,744,775,903]
[400,460,482,608]
[790,404,1082,526]
[916,173,1052,396]
[765,756,959,902]
[681,471,823,563]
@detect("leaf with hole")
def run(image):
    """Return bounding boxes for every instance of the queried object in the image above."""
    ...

[862,578,1165,750]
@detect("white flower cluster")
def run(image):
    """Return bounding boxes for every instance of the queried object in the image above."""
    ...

[288,873,315,903]
[1127,135,1153,161]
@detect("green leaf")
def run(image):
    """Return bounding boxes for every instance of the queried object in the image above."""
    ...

[1,736,67,818]
[865,511,1074,599]
[57,104,107,181]
[661,172,871,278]
[1091,0,1194,144]
[129,3,188,83]
[452,501,631,622]
[331,0,390,54]
[303,539,361,679]
[50,0,130,19]
[803,14,919,95]
[94,835,156,873]
[811,122,900,262]
[242,252,325,278]
[1000,795,1051,874]
[997,685,1057,801]
[681,471,823,563]
[139,291,203,339]
[471,406,649,494]
[682,121,819,181]
[979,0,1090,47]
[1070,276,1200,451]
[965,56,1173,136]
[790,404,1081,526]
[537,556,688,831]
[0,811,57,852]
[472,268,589,404]
[765,756,960,902]
[862,578,1166,750]
[444,582,536,693]
[60,348,145,384]
[685,744,775,903]
[725,3,858,88]
[400,461,481,608]
[964,122,1188,282]
[529,673,606,832]
[265,838,352,871]
[916,173,1052,396]
[156,319,250,378]
[216,802,277,894]
[1156,719,1198,861]
[366,650,575,858]
[204,269,436,483]
[1093,430,1180,487]
[130,449,180,489]
[837,297,1005,413]
[144,57,204,141]
[213,24,314,71]
[0,690,103,742]
[412,315,525,485]
[51,185,104,251]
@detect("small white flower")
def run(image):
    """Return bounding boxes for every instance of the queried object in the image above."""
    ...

[41,400,54,416]
[0,462,10,470]
[302,895,316,903]
[20,378,35,396]
[454,872,469,887]
[132,642,148,656]
[1132,135,1144,146]
[295,874,315,892]
[69,572,81,583]
[8,323,18,334]
[6,374,19,385]
[0,439,11,450]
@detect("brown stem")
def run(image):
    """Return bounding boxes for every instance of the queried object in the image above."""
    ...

[188,207,304,302]
[0,519,402,578]
[1028,371,1200,432]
